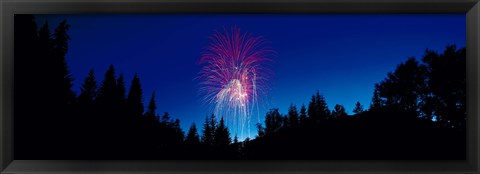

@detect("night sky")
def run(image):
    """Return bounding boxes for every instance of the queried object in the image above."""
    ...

[34,14,465,140]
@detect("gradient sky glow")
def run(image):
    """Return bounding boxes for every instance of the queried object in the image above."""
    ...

[35,14,466,140]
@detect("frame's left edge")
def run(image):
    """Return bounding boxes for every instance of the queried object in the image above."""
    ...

[1,0,15,173]
[0,0,479,174]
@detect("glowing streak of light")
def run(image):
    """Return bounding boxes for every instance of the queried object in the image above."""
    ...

[197,27,274,139]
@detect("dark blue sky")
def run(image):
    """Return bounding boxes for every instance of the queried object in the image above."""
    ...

[35,14,465,140]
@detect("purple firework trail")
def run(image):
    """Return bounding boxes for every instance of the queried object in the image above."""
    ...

[198,27,274,139]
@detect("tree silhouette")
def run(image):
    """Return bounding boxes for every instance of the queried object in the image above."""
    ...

[332,104,347,118]
[97,65,117,112]
[94,64,122,153]
[299,104,308,126]
[214,117,231,147]
[185,123,200,146]
[126,73,144,121]
[422,45,466,128]
[256,123,265,137]
[307,95,317,125]
[15,15,41,159]
[370,87,384,111]
[145,92,159,127]
[317,92,331,120]
[265,108,283,135]
[47,19,77,156]
[209,114,217,142]
[15,17,87,159]
[76,69,101,155]
[233,134,240,157]
[144,93,160,151]
[353,101,364,115]
[124,73,145,155]
[53,20,76,107]
[309,91,331,124]
[201,115,214,146]
[38,21,54,62]
[288,104,299,128]
[79,69,98,107]
[171,118,185,147]
[14,16,466,160]
[114,73,130,148]
[282,114,290,129]
[161,112,171,123]
[376,58,427,114]
[116,73,126,104]
[234,135,239,144]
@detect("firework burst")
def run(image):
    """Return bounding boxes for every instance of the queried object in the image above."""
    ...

[198,27,274,139]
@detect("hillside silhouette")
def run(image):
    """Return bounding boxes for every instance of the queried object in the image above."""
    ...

[14,15,465,160]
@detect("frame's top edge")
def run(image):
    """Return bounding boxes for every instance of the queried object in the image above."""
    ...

[1,0,479,3]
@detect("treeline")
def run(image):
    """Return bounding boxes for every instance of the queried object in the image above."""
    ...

[15,15,465,160]
[15,15,240,159]
[76,64,240,159]
[245,45,466,159]
[16,15,82,159]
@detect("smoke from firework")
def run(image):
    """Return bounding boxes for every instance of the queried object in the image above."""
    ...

[198,27,274,139]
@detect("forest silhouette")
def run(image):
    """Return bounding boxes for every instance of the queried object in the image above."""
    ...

[14,15,466,160]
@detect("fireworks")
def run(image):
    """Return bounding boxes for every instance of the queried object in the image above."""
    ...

[198,27,274,139]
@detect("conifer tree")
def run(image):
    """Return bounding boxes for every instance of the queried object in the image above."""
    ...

[161,112,172,124]
[315,91,331,121]
[126,73,144,121]
[78,69,97,108]
[265,108,282,135]
[353,101,364,114]
[214,117,231,147]
[116,73,126,102]
[288,104,299,128]
[210,114,217,140]
[233,134,239,144]
[38,21,54,58]
[186,123,200,146]
[201,115,213,146]
[307,95,317,125]
[145,92,158,125]
[53,20,76,106]
[299,104,308,125]
[98,65,117,107]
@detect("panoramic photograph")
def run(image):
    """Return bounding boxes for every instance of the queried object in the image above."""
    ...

[14,14,466,160]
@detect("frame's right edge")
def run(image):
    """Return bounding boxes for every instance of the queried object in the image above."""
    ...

[0,0,4,172]
[0,1,478,174]
[466,2,480,173]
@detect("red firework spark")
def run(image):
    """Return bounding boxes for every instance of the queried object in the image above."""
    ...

[197,26,274,137]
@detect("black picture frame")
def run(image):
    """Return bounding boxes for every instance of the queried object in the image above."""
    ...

[1,0,479,173]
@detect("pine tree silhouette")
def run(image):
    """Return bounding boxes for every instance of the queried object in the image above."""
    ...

[186,123,200,146]
[299,104,308,126]
[214,117,231,147]
[79,69,98,107]
[288,104,299,128]
[126,73,144,129]
[201,115,213,146]
[353,101,364,115]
